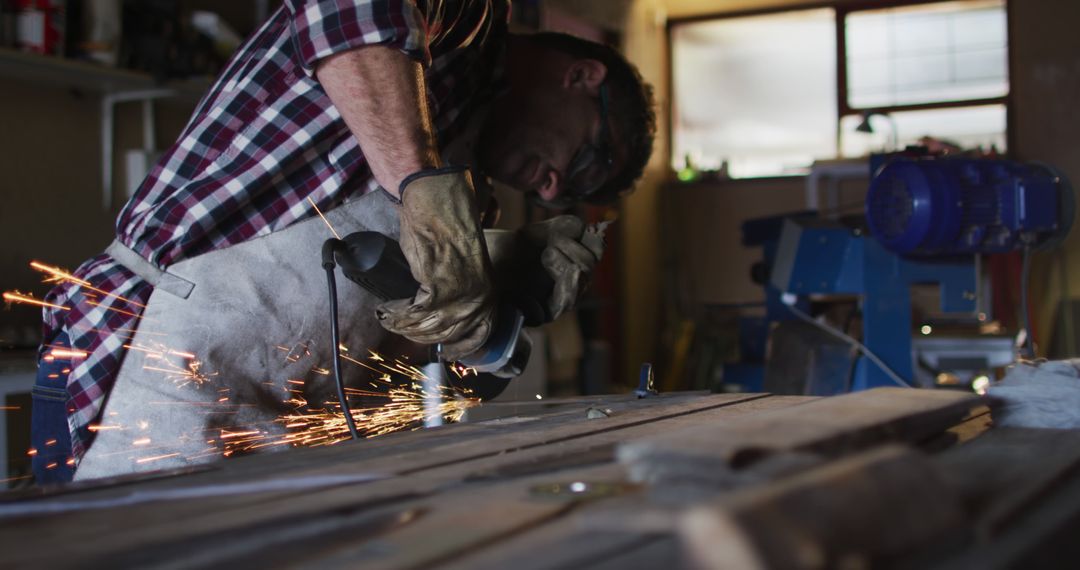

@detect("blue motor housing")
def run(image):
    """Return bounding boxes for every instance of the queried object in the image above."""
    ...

[866,156,1073,255]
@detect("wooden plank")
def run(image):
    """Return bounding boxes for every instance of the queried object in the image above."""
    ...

[388,390,980,570]
[585,536,684,570]
[0,392,732,506]
[444,390,984,570]
[931,427,1080,539]
[942,466,1080,569]
[618,388,981,483]
[0,394,806,566]
[433,485,681,570]
[439,525,665,570]
[212,418,1075,570]
[920,404,993,453]
[83,394,1070,570]
[680,445,968,570]
[77,398,808,568]
[1,389,991,569]
[263,462,639,570]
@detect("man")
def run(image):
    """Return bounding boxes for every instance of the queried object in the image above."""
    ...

[31,0,655,483]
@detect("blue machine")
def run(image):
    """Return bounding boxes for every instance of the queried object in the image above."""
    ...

[866,155,1071,254]
[736,152,1072,393]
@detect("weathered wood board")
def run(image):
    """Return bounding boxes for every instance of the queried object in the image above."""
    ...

[0,388,1077,569]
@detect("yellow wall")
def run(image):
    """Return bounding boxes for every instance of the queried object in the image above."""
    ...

[663,178,807,304]
[665,0,848,19]
[1010,0,1080,355]
[619,0,669,388]
[0,78,196,345]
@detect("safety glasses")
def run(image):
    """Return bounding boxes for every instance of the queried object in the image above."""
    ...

[564,83,613,199]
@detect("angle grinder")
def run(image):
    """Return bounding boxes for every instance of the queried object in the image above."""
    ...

[323,231,555,379]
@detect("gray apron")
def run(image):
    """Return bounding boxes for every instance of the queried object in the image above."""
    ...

[75,190,403,480]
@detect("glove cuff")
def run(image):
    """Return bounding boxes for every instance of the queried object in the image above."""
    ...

[399,165,470,198]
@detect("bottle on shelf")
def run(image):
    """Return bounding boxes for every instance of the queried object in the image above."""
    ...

[12,0,64,56]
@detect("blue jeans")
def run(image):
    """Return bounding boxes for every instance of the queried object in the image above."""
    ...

[31,330,80,484]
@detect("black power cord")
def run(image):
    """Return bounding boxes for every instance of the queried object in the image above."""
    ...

[1020,245,1035,360]
[322,238,361,440]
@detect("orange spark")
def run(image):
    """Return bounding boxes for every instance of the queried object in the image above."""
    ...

[126,342,215,388]
[215,349,481,455]
[49,348,88,359]
[278,341,314,364]
[30,260,148,308]
[85,300,147,320]
[3,291,69,311]
[136,453,180,464]
[220,429,261,439]
[307,197,341,239]
[29,261,90,286]
[450,362,478,378]
[124,343,193,359]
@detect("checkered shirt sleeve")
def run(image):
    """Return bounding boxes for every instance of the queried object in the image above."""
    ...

[286,0,432,74]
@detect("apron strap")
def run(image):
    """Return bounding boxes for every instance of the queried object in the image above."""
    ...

[105,240,195,299]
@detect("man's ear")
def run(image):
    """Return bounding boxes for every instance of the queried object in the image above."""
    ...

[563,59,607,94]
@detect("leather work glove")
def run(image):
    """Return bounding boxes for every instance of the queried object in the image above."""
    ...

[520,215,607,322]
[376,168,497,361]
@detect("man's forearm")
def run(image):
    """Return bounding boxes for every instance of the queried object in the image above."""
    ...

[316,46,440,198]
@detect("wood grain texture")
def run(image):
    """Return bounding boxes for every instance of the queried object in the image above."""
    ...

[0,393,804,567]
[4,388,1064,570]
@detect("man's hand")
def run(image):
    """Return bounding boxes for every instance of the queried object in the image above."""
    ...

[318,48,496,360]
[521,216,606,321]
[376,169,496,360]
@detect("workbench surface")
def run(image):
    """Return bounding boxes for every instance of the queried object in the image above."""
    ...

[1,389,1078,569]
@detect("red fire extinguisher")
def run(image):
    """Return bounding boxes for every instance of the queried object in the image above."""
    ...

[14,0,63,55]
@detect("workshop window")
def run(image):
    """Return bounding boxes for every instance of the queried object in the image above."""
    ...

[670,0,1009,179]
[839,104,1006,159]
[840,0,1008,157]
[671,9,837,179]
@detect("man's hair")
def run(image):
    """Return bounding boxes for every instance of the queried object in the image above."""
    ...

[527,32,657,205]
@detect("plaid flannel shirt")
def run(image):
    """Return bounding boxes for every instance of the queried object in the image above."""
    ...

[42,0,508,460]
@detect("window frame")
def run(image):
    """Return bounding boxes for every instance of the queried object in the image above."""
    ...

[666,0,1013,175]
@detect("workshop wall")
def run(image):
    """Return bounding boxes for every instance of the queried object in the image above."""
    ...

[1011,0,1080,356]
[0,82,196,346]
[619,0,669,389]
[665,0,850,19]
[0,1,269,348]
[663,178,803,305]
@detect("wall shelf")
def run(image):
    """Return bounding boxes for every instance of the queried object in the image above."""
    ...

[1,47,212,210]
[0,47,209,98]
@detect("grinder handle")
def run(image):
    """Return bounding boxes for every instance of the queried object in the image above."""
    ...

[331,232,420,302]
